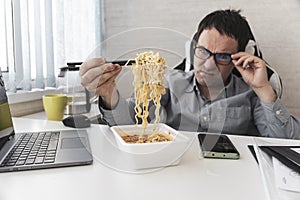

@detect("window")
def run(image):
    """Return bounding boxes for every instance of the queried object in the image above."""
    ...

[0,5,7,72]
[0,0,103,92]
[0,0,11,73]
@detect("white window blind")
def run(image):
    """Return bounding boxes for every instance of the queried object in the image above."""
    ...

[0,1,9,73]
[0,0,103,92]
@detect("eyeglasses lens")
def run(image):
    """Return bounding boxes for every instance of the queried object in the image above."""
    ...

[195,47,210,59]
[215,54,231,65]
[195,47,232,65]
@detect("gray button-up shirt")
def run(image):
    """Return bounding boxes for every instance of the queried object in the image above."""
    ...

[100,70,300,139]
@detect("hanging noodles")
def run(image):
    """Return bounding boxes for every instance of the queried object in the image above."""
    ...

[126,51,167,136]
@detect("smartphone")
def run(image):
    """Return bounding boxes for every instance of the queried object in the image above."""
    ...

[198,133,240,159]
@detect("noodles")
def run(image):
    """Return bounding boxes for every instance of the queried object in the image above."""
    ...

[121,132,172,143]
[127,51,167,135]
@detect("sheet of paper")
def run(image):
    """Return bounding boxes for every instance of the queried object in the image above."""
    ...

[291,148,300,154]
[273,157,300,193]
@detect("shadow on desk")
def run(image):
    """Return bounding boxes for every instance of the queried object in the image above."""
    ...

[89,114,109,125]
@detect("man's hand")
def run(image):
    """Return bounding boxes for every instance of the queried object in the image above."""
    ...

[79,57,122,108]
[231,52,277,103]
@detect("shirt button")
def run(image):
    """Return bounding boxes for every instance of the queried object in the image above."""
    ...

[275,110,281,115]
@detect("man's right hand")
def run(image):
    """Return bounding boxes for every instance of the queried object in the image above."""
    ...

[79,57,122,108]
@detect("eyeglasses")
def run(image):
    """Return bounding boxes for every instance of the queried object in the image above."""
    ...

[194,46,232,65]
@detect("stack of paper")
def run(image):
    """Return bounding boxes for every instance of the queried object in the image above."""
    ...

[254,145,300,200]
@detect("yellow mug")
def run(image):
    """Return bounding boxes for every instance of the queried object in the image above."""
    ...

[42,94,73,121]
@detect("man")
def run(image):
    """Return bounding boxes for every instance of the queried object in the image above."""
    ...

[80,9,300,139]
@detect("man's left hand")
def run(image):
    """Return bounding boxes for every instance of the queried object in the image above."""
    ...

[231,52,277,103]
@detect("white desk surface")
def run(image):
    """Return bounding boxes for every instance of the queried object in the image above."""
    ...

[1,115,300,200]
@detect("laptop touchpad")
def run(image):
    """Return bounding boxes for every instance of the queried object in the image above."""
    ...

[61,137,86,149]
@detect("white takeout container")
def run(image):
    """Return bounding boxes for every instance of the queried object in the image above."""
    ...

[110,123,191,169]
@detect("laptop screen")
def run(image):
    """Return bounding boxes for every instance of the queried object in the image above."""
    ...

[0,75,14,149]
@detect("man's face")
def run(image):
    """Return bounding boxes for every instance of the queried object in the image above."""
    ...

[193,28,238,89]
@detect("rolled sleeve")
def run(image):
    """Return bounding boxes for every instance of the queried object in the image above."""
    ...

[261,98,290,125]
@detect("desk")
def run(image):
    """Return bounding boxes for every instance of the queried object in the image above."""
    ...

[23,103,102,121]
[1,117,300,200]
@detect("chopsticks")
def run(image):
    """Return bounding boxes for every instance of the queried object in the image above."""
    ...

[66,60,171,69]
[66,60,135,67]
[109,60,135,66]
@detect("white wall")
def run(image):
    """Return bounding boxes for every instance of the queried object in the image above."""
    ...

[102,0,300,118]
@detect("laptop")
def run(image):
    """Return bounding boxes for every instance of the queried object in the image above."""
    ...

[0,75,93,173]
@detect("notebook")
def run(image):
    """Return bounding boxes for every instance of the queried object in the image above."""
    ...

[0,75,93,173]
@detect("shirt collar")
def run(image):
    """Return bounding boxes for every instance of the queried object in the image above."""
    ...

[183,70,196,93]
[189,73,235,100]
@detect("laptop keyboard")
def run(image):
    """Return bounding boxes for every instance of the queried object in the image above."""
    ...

[0,132,60,167]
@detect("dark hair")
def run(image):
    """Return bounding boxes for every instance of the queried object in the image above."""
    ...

[190,9,258,65]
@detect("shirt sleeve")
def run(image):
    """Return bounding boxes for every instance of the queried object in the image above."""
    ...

[98,93,136,126]
[258,98,300,139]
[260,98,290,125]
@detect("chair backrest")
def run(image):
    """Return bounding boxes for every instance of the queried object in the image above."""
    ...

[268,65,283,98]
